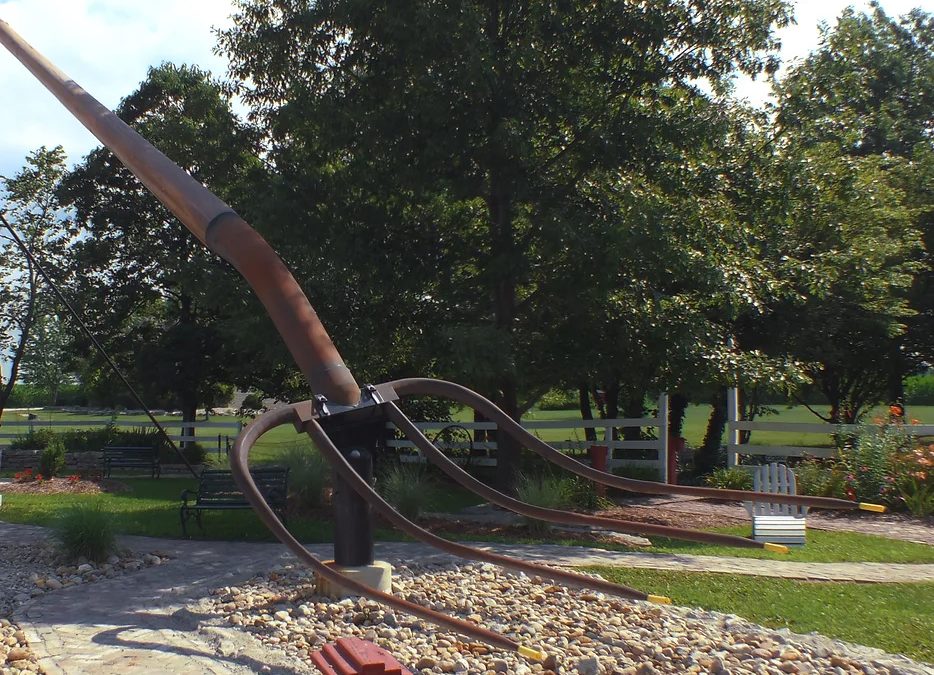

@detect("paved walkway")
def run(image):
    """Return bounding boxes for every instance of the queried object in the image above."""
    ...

[2,521,933,674]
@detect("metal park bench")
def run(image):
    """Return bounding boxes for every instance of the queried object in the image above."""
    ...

[179,466,289,537]
[102,445,161,479]
[743,462,808,546]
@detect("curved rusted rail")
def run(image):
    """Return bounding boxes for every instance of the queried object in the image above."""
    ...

[389,378,885,512]
[385,402,780,549]
[232,402,677,658]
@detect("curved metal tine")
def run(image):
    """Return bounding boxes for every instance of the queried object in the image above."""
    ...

[387,378,876,512]
[386,402,769,549]
[300,413,664,602]
[228,404,523,654]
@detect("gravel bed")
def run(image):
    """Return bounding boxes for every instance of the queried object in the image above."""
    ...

[201,562,934,675]
[0,539,171,675]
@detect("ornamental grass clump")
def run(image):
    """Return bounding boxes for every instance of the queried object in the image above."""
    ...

[379,462,440,520]
[53,502,117,563]
[280,442,331,511]
[703,467,753,491]
[515,473,576,535]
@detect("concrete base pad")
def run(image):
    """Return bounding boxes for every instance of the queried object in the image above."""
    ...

[316,560,393,598]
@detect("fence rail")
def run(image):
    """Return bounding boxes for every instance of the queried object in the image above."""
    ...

[726,388,934,467]
[0,418,242,452]
[386,394,671,480]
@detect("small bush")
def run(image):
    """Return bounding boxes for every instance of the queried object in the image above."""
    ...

[60,424,119,453]
[839,421,914,504]
[515,473,576,535]
[53,503,117,562]
[905,374,934,406]
[567,475,612,510]
[279,442,331,511]
[9,428,55,451]
[704,467,753,491]
[379,462,439,520]
[38,439,66,477]
[537,389,578,411]
[159,442,207,465]
[794,458,846,498]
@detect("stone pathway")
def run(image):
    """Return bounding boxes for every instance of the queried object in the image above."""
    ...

[2,520,933,674]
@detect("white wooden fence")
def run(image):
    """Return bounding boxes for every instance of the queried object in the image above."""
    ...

[725,388,934,467]
[0,417,242,453]
[387,394,671,482]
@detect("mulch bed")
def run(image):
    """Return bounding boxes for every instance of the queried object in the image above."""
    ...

[0,477,130,495]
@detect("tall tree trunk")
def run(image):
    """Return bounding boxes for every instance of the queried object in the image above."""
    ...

[0,266,39,422]
[696,387,727,475]
[578,384,596,443]
[181,397,198,451]
[669,392,689,438]
[621,391,645,442]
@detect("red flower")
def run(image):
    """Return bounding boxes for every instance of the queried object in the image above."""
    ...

[845,486,857,501]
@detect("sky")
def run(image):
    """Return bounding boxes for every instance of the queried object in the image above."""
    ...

[0,0,930,179]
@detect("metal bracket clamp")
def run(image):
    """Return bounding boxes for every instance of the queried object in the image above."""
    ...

[292,383,399,434]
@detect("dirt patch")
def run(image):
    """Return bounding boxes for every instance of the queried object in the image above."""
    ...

[593,503,747,530]
[0,477,130,495]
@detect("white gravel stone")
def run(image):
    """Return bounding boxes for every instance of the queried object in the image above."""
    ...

[199,562,934,675]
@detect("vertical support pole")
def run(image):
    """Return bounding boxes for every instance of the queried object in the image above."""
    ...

[727,387,740,468]
[332,446,375,566]
[658,393,669,484]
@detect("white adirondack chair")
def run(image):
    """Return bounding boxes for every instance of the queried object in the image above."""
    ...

[743,463,808,546]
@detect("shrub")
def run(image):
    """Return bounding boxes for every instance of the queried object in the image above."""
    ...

[794,458,847,498]
[891,442,934,517]
[839,419,914,504]
[905,374,934,406]
[537,389,578,411]
[704,467,753,491]
[378,462,439,520]
[60,424,119,453]
[159,442,207,465]
[38,438,66,477]
[52,502,117,562]
[567,475,612,510]
[9,428,55,451]
[279,442,331,511]
[515,473,576,535]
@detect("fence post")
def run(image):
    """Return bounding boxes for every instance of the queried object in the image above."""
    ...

[726,387,740,468]
[658,393,669,483]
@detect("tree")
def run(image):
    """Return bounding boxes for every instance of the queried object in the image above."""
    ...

[775,4,934,411]
[58,64,262,430]
[0,147,72,418]
[218,0,793,488]
[18,312,72,405]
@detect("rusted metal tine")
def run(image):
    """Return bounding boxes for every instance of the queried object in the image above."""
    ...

[229,404,521,654]
[386,402,768,549]
[388,378,874,512]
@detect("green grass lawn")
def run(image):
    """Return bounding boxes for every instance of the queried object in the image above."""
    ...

[587,567,934,663]
[2,478,931,564]
[443,526,934,564]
